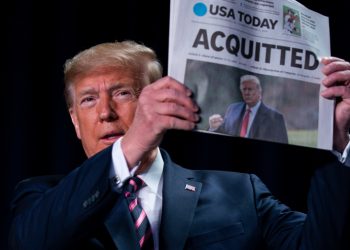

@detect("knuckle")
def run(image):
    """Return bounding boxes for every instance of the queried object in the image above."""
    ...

[166,117,177,129]
[163,76,174,82]
[168,88,179,99]
[168,102,178,112]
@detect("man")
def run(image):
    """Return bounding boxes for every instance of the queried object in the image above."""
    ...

[9,41,350,249]
[209,74,288,144]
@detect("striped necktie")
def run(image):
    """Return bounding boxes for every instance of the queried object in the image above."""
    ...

[124,176,154,250]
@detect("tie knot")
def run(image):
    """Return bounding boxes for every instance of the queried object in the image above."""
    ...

[124,176,144,197]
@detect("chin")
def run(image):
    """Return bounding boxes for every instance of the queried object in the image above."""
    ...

[99,139,119,150]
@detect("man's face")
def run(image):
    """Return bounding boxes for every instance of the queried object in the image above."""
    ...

[69,69,139,157]
[240,80,261,107]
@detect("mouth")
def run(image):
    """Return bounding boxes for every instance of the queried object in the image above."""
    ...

[100,132,125,144]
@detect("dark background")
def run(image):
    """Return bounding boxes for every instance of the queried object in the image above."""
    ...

[3,1,350,249]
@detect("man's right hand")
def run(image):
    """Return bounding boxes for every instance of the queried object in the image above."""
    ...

[121,76,199,171]
[209,114,224,131]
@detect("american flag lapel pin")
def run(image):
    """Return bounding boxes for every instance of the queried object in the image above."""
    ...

[185,184,196,192]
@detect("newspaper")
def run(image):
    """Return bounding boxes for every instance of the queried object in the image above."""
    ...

[168,0,334,150]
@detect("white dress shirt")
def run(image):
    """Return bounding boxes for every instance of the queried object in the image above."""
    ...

[333,137,350,167]
[109,138,163,250]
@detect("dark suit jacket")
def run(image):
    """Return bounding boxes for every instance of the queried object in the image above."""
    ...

[9,147,350,249]
[215,102,288,144]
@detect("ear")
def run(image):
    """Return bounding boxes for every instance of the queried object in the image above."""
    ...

[69,108,81,139]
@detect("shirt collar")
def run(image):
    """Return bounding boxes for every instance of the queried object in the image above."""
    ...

[137,148,164,194]
[247,101,261,114]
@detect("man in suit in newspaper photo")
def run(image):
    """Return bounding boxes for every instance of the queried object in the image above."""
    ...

[209,74,288,144]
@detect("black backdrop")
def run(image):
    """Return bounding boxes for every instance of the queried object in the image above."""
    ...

[3,1,350,249]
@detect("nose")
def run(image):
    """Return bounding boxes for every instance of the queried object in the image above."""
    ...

[97,94,118,122]
[243,90,250,95]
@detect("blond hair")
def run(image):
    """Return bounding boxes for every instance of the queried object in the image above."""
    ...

[63,40,163,108]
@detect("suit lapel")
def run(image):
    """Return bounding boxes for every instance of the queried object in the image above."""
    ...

[159,151,202,250]
[104,198,139,250]
[250,103,267,137]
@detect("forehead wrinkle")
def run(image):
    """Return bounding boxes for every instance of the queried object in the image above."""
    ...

[77,82,129,97]
[108,82,133,92]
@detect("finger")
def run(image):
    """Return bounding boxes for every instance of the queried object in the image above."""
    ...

[321,56,345,66]
[143,76,199,111]
[321,60,350,76]
[321,85,350,99]
[158,116,197,131]
[152,76,193,96]
[155,102,199,123]
[212,117,223,122]
[153,88,199,112]
[322,70,350,87]
[209,114,222,119]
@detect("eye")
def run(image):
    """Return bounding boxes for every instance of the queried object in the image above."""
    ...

[113,88,136,103]
[80,96,96,107]
[119,90,132,97]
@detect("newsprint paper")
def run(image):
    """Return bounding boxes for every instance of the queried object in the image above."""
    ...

[168,0,334,150]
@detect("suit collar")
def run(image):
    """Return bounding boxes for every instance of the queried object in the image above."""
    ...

[138,147,164,195]
[159,150,202,249]
[244,100,261,114]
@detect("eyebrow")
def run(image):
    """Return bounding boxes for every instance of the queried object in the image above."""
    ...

[77,82,132,97]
